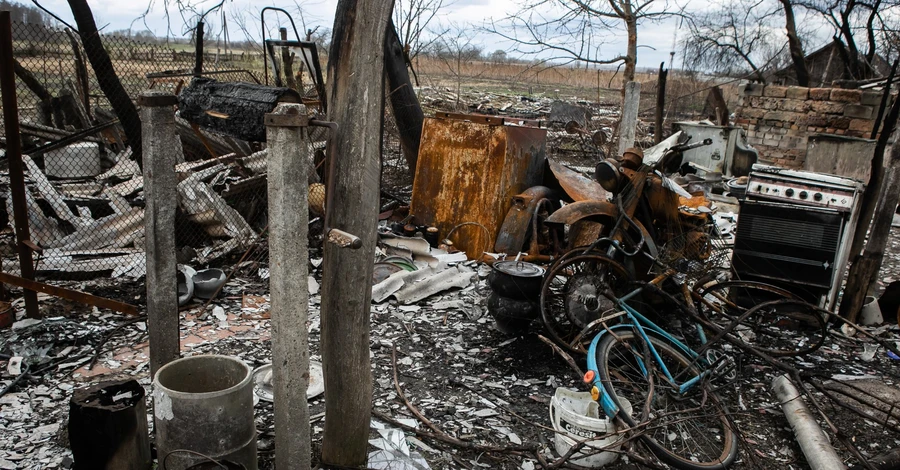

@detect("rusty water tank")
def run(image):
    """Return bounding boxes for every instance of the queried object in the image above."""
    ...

[410,113,547,259]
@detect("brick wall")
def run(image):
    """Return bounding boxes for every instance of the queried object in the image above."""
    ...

[733,83,888,168]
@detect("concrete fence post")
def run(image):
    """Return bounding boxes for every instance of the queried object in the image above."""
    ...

[139,90,180,379]
[265,103,311,469]
[618,81,642,157]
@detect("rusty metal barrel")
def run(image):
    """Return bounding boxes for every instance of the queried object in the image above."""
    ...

[153,355,257,470]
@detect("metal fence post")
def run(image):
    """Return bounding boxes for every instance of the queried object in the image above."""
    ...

[0,11,39,319]
[139,91,180,378]
[265,103,311,469]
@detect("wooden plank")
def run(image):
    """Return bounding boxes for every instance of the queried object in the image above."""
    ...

[0,271,139,315]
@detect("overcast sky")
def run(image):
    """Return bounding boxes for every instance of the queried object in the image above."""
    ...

[29,0,839,69]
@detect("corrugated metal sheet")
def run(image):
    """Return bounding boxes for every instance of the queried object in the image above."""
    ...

[410,116,547,259]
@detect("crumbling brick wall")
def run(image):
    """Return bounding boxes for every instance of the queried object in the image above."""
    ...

[733,83,888,168]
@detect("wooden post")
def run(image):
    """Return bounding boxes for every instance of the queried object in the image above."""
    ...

[654,63,668,145]
[840,123,900,323]
[139,91,180,378]
[320,0,394,465]
[617,81,641,157]
[280,28,297,90]
[265,103,311,470]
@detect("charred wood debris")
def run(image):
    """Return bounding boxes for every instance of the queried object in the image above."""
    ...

[1,76,900,470]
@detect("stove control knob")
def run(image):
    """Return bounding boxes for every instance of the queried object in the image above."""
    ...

[799,191,808,199]
[814,192,823,201]
[785,188,794,197]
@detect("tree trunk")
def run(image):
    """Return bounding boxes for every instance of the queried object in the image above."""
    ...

[280,28,297,90]
[849,61,900,260]
[384,18,423,175]
[320,0,393,465]
[64,28,91,119]
[624,15,637,83]
[839,0,863,78]
[67,0,142,168]
[12,58,52,126]
[654,62,667,144]
[865,0,882,63]
[779,0,810,87]
[839,121,900,323]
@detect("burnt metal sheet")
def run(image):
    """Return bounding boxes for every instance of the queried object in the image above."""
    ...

[545,200,618,225]
[494,186,554,255]
[549,159,611,202]
[410,117,547,259]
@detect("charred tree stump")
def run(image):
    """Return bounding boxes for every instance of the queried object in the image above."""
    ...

[320,0,394,465]
[384,18,423,174]
[67,0,143,167]
[654,62,667,144]
[68,380,151,470]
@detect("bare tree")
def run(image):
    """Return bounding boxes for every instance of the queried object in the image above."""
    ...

[794,0,900,79]
[432,22,484,109]
[682,0,779,82]
[778,0,811,85]
[488,0,678,84]
[394,0,447,62]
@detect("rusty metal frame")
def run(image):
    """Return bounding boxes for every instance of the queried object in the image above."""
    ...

[0,273,139,316]
[0,12,39,318]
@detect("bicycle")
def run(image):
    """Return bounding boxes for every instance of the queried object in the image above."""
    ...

[582,271,740,469]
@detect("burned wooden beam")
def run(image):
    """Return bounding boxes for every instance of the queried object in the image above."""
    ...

[178,77,301,142]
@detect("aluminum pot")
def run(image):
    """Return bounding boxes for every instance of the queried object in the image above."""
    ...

[488,260,545,301]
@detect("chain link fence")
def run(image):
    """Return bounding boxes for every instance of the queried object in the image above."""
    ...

[0,21,280,300]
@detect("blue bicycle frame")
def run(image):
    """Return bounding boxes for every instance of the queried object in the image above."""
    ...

[584,284,712,419]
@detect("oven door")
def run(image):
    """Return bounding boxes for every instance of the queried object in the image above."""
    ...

[733,200,845,290]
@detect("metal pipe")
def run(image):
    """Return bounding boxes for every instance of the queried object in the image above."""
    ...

[772,375,847,470]
[0,11,39,319]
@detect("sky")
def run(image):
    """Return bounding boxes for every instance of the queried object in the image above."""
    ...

[27,0,840,69]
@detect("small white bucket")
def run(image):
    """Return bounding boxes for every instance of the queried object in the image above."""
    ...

[549,388,632,468]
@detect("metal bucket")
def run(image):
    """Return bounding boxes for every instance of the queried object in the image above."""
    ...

[153,355,257,470]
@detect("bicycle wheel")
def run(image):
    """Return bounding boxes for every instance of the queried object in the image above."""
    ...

[732,299,828,356]
[540,253,632,354]
[596,331,738,469]
[694,281,825,357]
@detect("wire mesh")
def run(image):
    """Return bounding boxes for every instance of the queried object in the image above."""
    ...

[656,224,732,282]
[0,21,310,298]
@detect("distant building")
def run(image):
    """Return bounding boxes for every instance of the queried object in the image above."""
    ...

[769,40,891,87]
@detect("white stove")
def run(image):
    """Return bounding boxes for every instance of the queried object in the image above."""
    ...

[733,164,865,310]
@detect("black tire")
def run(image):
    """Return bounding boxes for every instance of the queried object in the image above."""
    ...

[596,331,739,470]
[694,281,825,357]
[539,253,633,354]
